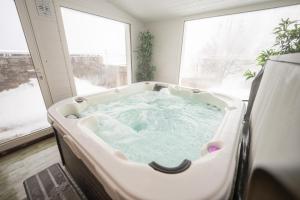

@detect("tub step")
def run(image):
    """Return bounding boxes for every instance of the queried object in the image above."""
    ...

[23,163,86,200]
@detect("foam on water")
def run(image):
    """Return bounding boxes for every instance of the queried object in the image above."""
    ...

[80,89,225,167]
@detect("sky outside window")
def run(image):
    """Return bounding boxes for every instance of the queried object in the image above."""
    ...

[61,7,127,65]
[180,5,300,100]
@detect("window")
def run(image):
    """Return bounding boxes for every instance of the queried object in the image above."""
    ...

[60,8,131,96]
[180,5,300,100]
[0,0,49,144]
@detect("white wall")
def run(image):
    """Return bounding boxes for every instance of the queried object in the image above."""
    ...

[146,0,300,84]
[23,0,145,103]
[147,19,184,84]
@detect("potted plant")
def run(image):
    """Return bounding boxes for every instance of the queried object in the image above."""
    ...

[244,18,300,80]
[136,31,156,81]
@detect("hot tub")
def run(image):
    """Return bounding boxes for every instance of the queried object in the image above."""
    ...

[48,82,245,200]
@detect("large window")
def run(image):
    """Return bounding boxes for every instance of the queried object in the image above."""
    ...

[0,0,49,144]
[60,8,131,96]
[180,5,300,100]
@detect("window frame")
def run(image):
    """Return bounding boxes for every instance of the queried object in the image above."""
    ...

[178,4,300,100]
[178,3,300,85]
[54,2,132,96]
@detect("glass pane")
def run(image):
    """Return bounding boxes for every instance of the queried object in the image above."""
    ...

[180,5,300,100]
[61,8,130,96]
[0,0,49,144]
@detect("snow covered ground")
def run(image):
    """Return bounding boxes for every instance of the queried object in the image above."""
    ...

[0,79,49,144]
[208,72,254,100]
[0,77,108,144]
[74,77,107,96]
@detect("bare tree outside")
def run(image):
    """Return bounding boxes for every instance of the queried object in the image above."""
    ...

[180,5,300,100]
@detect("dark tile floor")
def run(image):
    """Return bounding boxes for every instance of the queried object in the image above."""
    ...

[0,137,60,200]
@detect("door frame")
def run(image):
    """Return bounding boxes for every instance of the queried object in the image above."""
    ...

[15,0,54,108]
[0,0,54,153]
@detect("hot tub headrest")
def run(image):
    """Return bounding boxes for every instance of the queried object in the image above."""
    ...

[153,84,168,91]
[149,159,191,174]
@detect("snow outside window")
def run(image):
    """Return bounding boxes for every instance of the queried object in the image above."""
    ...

[180,5,300,100]
[0,0,49,143]
[61,8,130,96]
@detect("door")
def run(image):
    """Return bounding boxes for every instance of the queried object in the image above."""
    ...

[0,0,53,150]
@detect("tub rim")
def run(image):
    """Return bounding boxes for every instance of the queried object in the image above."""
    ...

[48,81,246,200]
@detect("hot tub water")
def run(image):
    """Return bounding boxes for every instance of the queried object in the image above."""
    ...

[80,89,225,167]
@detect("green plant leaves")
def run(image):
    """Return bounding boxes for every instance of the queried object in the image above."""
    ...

[244,18,300,80]
[256,49,278,66]
[243,70,256,80]
[136,31,156,81]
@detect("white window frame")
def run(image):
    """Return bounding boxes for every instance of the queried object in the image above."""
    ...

[54,1,132,96]
[178,2,300,86]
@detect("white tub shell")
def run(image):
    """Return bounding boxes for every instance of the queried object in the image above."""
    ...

[48,82,245,200]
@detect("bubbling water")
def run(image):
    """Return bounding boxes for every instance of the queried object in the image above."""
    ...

[80,89,225,167]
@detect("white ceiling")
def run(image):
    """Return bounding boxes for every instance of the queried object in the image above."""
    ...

[108,0,298,22]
